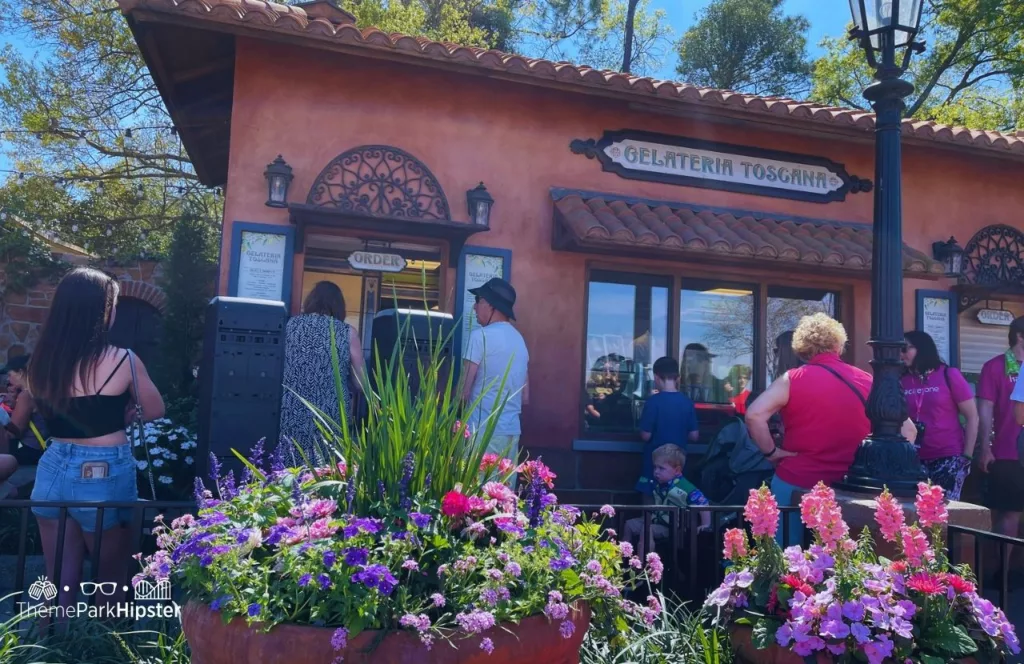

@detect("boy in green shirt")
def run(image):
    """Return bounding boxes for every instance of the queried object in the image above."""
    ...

[624,443,711,557]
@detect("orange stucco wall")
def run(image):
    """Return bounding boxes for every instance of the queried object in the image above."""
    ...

[221,38,1024,492]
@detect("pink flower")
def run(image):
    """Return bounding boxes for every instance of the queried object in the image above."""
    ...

[453,420,472,439]
[646,553,664,584]
[874,488,905,543]
[483,482,516,510]
[723,528,749,561]
[480,453,514,475]
[915,482,948,528]
[517,459,557,489]
[799,482,849,551]
[745,486,780,538]
[599,505,615,518]
[442,491,472,518]
[899,524,933,567]
[907,572,946,595]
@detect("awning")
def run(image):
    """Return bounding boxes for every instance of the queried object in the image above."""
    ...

[551,189,943,277]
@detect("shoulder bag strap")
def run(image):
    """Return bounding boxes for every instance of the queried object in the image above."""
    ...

[813,363,868,408]
[127,350,157,500]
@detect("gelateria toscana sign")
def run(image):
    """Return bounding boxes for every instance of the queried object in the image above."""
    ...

[570,130,872,204]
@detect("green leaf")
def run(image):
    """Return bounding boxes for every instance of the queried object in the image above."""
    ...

[751,618,778,650]
[920,654,946,664]
[926,623,979,657]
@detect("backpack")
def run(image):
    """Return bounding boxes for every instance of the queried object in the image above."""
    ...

[699,416,773,503]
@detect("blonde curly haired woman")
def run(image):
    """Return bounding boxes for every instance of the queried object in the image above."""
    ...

[746,313,916,545]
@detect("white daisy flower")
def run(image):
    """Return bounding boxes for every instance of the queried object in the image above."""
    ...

[136,460,148,470]
[158,476,173,485]
[185,456,194,465]
[152,459,165,468]
[168,434,178,442]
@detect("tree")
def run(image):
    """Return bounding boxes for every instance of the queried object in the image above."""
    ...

[157,207,218,426]
[0,0,221,258]
[674,0,812,96]
[810,0,1024,131]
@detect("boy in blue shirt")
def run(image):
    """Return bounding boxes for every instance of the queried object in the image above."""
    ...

[635,357,700,495]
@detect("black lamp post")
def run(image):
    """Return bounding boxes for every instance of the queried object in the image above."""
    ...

[466,182,494,228]
[264,155,293,208]
[932,236,965,278]
[840,0,927,496]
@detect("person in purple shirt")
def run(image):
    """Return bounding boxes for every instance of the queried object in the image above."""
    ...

[977,316,1024,540]
[635,357,700,496]
[900,331,979,501]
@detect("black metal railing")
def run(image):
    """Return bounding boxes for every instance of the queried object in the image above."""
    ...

[2,499,195,604]
[948,524,1024,613]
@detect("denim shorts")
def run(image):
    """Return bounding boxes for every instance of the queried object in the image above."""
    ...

[31,442,138,532]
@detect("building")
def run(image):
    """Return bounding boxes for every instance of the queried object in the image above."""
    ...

[119,0,1024,499]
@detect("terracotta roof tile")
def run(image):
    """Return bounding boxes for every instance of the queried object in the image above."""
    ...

[117,0,1024,161]
[552,191,942,276]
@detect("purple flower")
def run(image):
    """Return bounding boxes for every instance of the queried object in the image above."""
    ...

[410,512,431,529]
[270,441,286,474]
[247,603,261,618]
[776,623,794,647]
[299,574,312,587]
[350,564,398,596]
[549,550,576,572]
[331,627,348,651]
[210,595,229,611]
[585,560,602,574]
[193,477,208,508]
[318,574,332,589]
[559,620,575,639]
[599,505,615,518]
[820,619,850,640]
[323,550,336,569]
[735,571,754,589]
[342,518,383,539]
[456,610,496,635]
[843,600,866,623]
[198,511,229,527]
[402,559,419,571]
[480,637,494,654]
[430,593,446,608]
[344,547,369,567]
[793,636,825,657]
[480,588,499,606]
[851,622,871,644]
[245,438,267,480]
[398,452,415,510]
[705,586,732,607]
[862,635,894,664]
[506,562,522,577]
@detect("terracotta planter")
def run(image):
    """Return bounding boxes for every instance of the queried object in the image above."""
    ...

[182,601,591,664]
[730,626,979,664]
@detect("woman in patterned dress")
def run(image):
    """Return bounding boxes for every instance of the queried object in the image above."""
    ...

[280,281,366,464]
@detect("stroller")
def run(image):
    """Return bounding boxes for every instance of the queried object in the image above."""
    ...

[697,415,774,509]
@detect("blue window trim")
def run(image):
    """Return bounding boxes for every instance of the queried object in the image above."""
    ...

[227,221,296,311]
[453,245,513,363]
[915,289,959,368]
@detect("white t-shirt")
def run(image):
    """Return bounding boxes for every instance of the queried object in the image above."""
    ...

[464,322,529,436]
[1012,376,1024,403]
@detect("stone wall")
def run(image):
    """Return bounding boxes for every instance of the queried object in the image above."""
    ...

[0,257,167,360]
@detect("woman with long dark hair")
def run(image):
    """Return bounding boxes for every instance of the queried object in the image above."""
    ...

[280,281,366,463]
[28,267,165,609]
[901,330,979,500]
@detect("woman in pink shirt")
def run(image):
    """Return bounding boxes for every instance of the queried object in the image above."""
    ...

[900,331,979,501]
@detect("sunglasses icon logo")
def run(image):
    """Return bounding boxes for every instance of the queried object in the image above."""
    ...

[80,582,118,597]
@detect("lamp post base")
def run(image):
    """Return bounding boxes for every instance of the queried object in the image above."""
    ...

[835,437,925,497]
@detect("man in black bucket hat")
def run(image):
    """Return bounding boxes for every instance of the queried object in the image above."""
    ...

[462,278,529,482]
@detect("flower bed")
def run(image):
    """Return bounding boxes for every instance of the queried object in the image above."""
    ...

[131,417,198,500]
[706,483,1019,664]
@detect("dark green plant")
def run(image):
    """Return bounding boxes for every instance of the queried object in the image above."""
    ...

[0,221,66,297]
[155,206,217,413]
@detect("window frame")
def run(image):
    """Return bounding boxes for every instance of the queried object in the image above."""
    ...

[578,263,848,445]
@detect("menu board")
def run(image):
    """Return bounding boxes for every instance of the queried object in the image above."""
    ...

[236,231,287,301]
[460,252,507,355]
[920,293,953,364]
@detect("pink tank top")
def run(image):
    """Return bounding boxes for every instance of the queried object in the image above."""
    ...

[777,353,872,489]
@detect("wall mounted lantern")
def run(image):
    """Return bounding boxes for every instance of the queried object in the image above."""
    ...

[264,155,293,208]
[932,236,965,278]
[466,182,494,228]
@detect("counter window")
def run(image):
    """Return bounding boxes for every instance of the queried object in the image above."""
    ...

[583,272,670,435]
[679,284,755,411]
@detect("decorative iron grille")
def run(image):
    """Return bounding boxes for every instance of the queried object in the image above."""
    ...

[959,224,1024,309]
[306,145,451,220]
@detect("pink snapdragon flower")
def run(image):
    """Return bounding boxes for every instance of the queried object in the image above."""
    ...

[915,482,948,528]
[899,524,933,567]
[745,486,780,538]
[874,488,905,542]
[723,528,748,561]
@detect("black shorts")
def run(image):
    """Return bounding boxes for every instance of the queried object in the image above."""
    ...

[985,460,1024,513]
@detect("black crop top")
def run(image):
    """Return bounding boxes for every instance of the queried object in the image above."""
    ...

[43,352,132,439]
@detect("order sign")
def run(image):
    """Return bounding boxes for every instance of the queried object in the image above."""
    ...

[348,251,407,273]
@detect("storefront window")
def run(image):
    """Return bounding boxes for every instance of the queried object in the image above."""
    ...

[679,284,754,410]
[583,272,670,434]
[766,287,838,383]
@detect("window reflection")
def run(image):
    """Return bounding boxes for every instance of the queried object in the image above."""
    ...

[679,286,754,408]
[766,287,837,384]
[583,277,669,434]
